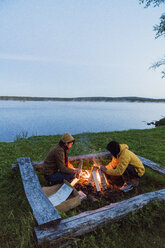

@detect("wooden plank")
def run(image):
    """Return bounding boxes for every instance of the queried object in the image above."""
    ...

[35,188,165,246]
[69,152,109,161]
[137,155,165,176]
[92,170,101,192]
[17,157,61,226]
[91,166,101,192]
[12,152,109,169]
[13,153,165,177]
[12,161,43,170]
[98,169,108,189]
[70,153,165,177]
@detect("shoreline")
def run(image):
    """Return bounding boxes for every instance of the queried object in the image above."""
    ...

[0,96,165,103]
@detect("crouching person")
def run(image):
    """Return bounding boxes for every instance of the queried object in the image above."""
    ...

[43,133,79,185]
[100,141,145,192]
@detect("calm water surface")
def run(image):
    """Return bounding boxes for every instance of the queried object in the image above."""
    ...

[0,100,164,142]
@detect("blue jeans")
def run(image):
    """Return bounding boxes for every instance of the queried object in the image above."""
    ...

[44,172,75,185]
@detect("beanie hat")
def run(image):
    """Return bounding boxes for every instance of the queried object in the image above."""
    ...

[61,133,75,143]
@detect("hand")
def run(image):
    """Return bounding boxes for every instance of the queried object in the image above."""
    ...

[74,168,81,177]
[100,164,107,172]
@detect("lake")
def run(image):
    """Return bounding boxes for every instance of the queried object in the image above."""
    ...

[0,100,164,142]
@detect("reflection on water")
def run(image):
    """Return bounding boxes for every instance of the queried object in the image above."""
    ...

[0,100,164,142]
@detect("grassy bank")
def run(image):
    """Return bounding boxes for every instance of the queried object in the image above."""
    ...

[0,126,165,248]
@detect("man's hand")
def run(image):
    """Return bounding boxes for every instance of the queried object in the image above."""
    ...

[74,168,81,177]
[100,164,107,172]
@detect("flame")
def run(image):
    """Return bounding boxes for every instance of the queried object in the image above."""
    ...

[81,169,90,179]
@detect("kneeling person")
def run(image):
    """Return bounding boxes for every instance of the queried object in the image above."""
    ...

[100,141,145,192]
[43,133,79,185]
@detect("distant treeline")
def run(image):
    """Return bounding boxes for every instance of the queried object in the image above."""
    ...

[0,96,165,102]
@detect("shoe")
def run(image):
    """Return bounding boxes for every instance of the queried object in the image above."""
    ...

[131,178,139,187]
[120,183,133,192]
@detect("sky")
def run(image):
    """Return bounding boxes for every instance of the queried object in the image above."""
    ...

[0,0,165,98]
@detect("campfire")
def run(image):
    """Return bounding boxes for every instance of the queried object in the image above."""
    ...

[71,162,109,192]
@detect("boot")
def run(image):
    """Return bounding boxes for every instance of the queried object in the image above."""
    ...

[120,182,133,192]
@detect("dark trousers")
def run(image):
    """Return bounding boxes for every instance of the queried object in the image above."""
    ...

[122,164,139,185]
[45,172,75,185]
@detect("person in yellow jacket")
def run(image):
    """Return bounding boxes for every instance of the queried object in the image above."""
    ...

[100,141,145,192]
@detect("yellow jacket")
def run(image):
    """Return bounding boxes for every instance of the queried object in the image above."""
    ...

[106,144,145,177]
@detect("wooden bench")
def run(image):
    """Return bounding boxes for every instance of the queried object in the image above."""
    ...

[14,154,165,247]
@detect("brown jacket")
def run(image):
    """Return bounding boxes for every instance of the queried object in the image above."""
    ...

[43,143,74,176]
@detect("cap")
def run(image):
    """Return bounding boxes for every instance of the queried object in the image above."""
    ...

[61,133,75,143]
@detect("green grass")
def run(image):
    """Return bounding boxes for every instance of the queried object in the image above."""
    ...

[0,126,165,248]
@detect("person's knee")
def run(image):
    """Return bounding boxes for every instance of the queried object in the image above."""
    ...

[66,173,75,182]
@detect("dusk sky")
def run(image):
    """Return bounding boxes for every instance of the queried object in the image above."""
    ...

[0,0,165,98]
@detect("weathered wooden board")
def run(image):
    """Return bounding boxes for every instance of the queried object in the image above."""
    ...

[12,161,42,170]
[69,152,110,161]
[12,152,165,177]
[71,153,165,176]
[17,157,61,226]
[35,188,165,246]
[137,155,165,176]
[12,152,109,169]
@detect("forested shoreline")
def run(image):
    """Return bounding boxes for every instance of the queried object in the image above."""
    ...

[0,96,165,102]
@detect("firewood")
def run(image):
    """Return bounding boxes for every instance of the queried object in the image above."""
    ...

[92,170,101,192]
[98,169,108,190]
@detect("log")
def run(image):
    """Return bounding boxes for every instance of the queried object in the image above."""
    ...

[137,155,165,176]
[92,169,101,192]
[17,157,61,226]
[12,152,165,177]
[98,169,108,189]
[12,161,43,170]
[11,152,109,169]
[69,152,110,161]
[34,188,165,246]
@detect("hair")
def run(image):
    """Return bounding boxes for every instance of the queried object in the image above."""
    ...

[68,140,75,144]
[106,141,120,158]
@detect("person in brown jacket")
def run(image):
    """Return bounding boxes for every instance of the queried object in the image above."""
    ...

[43,133,79,185]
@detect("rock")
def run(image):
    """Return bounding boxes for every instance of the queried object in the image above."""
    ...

[155,117,165,127]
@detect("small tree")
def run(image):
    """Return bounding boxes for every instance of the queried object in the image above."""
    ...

[139,0,165,77]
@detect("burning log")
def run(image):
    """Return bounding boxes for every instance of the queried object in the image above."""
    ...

[98,169,108,190]
[91,166,101,192]
[70,178,80,187]
[87,166,108,192]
